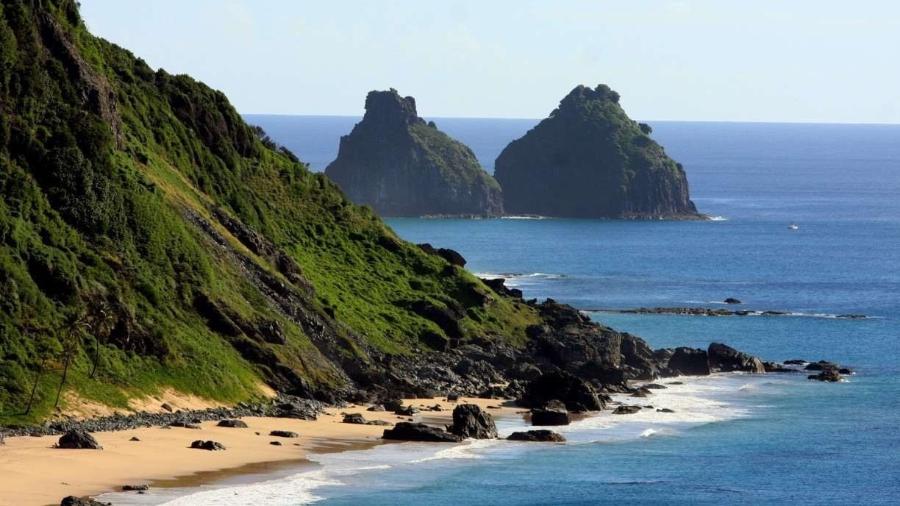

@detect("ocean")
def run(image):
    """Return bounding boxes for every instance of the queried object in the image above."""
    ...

[106,118,900,504]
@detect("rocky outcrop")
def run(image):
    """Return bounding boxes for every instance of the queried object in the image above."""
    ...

[707,343,765,373]
[60,497,111,506]
[664,347,711,376]
[325,89,503,217]
[508,430,566,442]
[382,422,462,442]
[494,84,700,219]
[449,404,497,439]
[519,371,607,412]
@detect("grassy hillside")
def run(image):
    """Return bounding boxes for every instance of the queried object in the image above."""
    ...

[0,0,537,424]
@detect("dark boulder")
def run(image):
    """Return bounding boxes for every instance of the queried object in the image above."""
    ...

[436,248,466,267]
[657,408,675,413]
[269,430,299,438]
[531,403,570,426]
[190,440,225,451]
[342,413,367,424]
[121,484,150,492]
[707,343,765,373]
[60,497,111,506]
[665,347,710,376]
[395,405,419,416]
[805,361,839,371]
[808,370,842,382]
[724,298,742,304]
[508,430,566,442]
[382,422,462,442]
[57,429,102,450]
[449,404,498,439]
[217,419,248,428]
[270,441,282,446]
[520,370,607,411]
[612,405,642,415]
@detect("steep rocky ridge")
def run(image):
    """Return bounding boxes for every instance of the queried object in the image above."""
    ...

[325,89,503,217]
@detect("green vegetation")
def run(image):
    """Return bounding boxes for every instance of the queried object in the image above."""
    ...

[0,0,537,424]
[325,89,504,217]
[494,84,699,219]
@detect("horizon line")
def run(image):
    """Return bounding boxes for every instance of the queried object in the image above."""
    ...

[241,113,900,127]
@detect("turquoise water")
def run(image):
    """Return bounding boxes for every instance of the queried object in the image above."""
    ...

[140,119,898,504]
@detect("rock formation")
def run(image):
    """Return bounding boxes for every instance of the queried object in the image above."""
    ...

[494,84,701,219]
[325,89,503,216]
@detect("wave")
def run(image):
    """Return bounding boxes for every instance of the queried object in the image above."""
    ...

[500,215,551,220]
[708,215,729,221]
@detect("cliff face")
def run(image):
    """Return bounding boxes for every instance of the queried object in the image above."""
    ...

[325,90,503,217]
[494,85,700,219]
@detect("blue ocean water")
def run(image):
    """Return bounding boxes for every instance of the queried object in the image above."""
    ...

[145,119,899,505]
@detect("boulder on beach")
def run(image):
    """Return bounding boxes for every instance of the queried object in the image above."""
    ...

[217,419,248,428]
[342,413,368,424]
[60,497,111,506]
[57,429,102,450]
[449,404,498,439]
[508,430,566,442]
[121,484,150,492]
[269,430,299,438]
[190,440,226,451]
[382,422,462,442]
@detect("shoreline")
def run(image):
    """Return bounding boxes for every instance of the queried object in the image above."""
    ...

[104,373,772,505]
[0,397,519,506]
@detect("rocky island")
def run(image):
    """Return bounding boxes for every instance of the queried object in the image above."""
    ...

[494,84,701,219]
[324,89,503,217]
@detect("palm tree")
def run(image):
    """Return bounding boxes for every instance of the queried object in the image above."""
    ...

[22,322,50,416]
[88,301,114,379]
[54,311,89,410]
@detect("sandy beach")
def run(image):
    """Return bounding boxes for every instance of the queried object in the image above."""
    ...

[0,397,519,506]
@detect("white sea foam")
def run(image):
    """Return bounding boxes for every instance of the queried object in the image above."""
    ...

[708,215,729,221]
[500,215,550,220]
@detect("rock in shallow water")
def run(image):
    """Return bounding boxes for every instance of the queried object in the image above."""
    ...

[508,430,566,442]
[612,405,642,415]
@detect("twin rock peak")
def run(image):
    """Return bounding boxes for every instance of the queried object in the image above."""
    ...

[325,85,701,219]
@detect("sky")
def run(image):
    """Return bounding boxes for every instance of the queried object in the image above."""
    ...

[79,0,899,123]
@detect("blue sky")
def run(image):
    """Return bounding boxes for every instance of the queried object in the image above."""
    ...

[80,0,899,123]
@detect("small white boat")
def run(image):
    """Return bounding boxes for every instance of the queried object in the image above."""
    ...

[788,224,799,230]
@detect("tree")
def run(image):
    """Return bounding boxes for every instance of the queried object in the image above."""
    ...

[54,311,88,410]
[22,323,51,416]
[88,301,114,379]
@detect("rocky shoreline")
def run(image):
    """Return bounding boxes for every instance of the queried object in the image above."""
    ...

[589,307,869,319]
